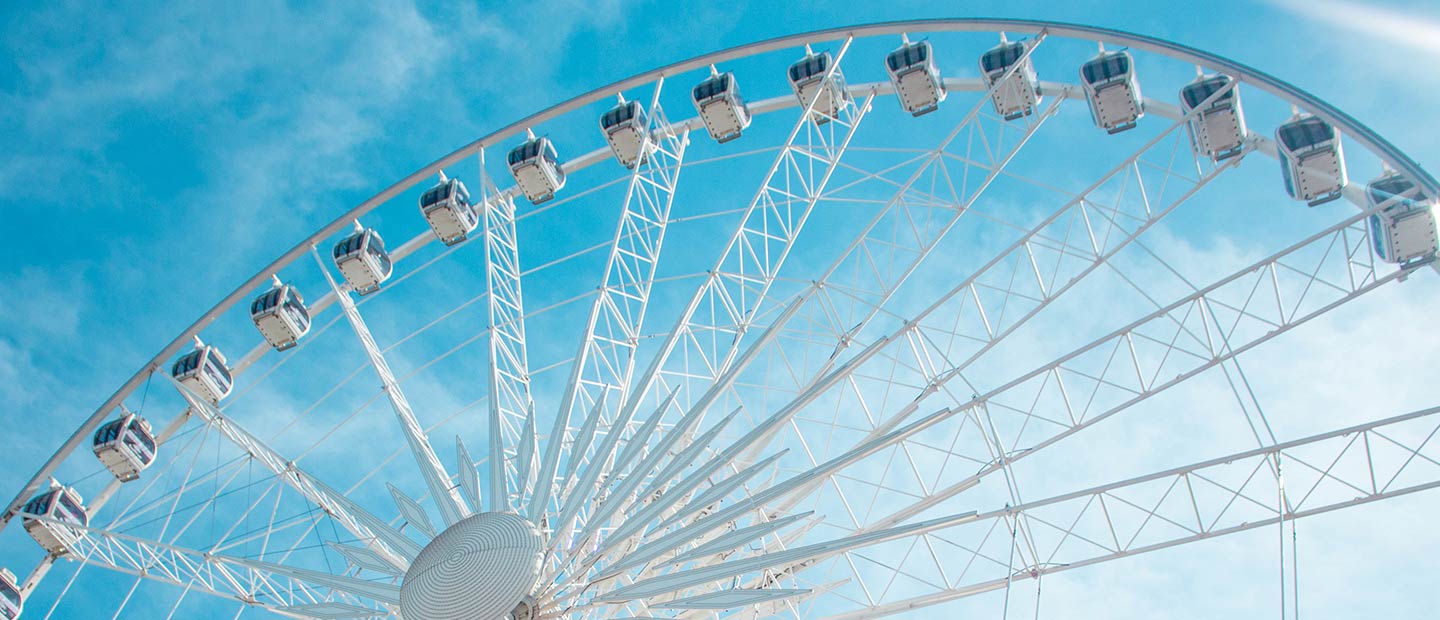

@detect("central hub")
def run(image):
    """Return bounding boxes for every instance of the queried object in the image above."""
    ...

[399,512,544,620]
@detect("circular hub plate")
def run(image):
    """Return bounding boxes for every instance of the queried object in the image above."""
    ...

[400,512,544,620]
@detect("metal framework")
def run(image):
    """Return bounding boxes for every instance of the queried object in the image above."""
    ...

[45,515,393,619]
[483,169,540,511]
[7,16,1433,536]
[167,375,416,570]
[530,38,873,528]
[314,249,470,526]
[537,80,690,529]
[5,19,1438,620]
[823,403,1440,619]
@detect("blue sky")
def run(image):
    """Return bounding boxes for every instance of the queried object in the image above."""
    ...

[3,1,1440,618]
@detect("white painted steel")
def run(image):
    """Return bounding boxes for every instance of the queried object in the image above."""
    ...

[8,19,1439,620]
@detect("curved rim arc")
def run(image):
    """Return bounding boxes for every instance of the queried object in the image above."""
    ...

[6,17,1433,530]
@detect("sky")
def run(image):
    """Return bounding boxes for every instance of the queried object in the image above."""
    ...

[2,0,1440,619]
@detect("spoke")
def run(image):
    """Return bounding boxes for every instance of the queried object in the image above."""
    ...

[574,203,1406,609]
[821,404,1440,620]
[557,392,702,558]
[589,402,965,586]
[570,45,1081,584]
[313,248,468,527]
[165,374,415,569]
[530,39,875,523]
[484,164,538,511]
[17,409,194,603]
[42,516,396,618]
[593,449,793,573]
[618,85,1240,553]
[861,207,1406,530]
[571,42,1066,567]
[547,54,1088,601]
[543,79,690,519]
[728,81,1252,528]
[527,42,869,549]
[595,511,983,602]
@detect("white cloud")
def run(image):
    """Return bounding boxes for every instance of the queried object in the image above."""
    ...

[1270,0,1440,56]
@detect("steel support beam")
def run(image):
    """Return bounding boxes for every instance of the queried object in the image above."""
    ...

[541,80,690,527]
[483,169,538,512]
[823,404,1440,619]
[165,375,414,570]
[314,248,468,526]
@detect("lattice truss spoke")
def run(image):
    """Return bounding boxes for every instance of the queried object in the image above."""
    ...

[535,404,1440,620]
[532,40,1075,601]
[552,212,1408,616]
[530,42,877,538]
[541,121,1419,620]
[815,404,1440,619]
[535,39,1139,614]
[744,88,1259,539]
[483,164,540,513]
[621,80,1249,552]
[530,81,691,531]
[25,380,416,619]
[843,209,1404,533]
[53,516,396,619]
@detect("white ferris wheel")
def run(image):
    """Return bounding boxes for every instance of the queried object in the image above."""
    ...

[2,18,1438,620]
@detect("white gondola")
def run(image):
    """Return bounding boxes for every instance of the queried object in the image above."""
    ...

[0,568,20,620]
[980,37,1041,121]
[20,484,88,556]
[250,275,311,351]
[692,68,751,143]
[1080,48,1143,134]
[600,97,651,169]
[1365,171,1437,265]
[885,38,945,117]
[788,47,849,124]
[171,337,232,404]
[93,410,157,482]
[1276,114,1347,206]
[1180,74,1246,161]
[333,221,393,295]
[420,173,478,245]
[508,130,567,204]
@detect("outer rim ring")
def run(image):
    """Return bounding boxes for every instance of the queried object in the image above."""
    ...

[6,17,1434,528]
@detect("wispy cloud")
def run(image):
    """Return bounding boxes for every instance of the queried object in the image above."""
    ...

[1270,0,1440,56]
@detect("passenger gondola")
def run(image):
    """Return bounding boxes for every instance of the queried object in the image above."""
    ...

[600,97,651,169]
[979,36,1041,121]
[251,275,310,350]
[1180,74,1247,161]
[508,130,567,204]
[1080,48,1143,133]
[171,337,232,404]
[788,47,849,125]
[885,37,945,117]
[420,173,478,245]
[93,410,157,482]
[20,484,88,556]
[692,68,751,143]
[333,221,393,295]
[0,568,20,620]
[1365,170,1437,265]
[1275,114,1347,206]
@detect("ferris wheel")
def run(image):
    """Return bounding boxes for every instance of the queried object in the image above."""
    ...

[4,18,1439,620]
